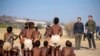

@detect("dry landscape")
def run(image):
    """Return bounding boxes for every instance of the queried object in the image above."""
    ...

[0,28,100,56]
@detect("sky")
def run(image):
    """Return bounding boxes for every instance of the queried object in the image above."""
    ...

[0,0,100,25]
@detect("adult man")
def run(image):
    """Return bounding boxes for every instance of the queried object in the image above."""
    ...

[85,15,96,49]
[51,17,63,37]
[49,17,63,56]
[19,22,34,56]
[73,17,84,50]
[50,17,63,46]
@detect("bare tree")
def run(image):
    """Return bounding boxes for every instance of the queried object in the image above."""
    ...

[65,21,75,37]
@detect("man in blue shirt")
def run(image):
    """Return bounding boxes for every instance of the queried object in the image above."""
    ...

[73,17,84,50]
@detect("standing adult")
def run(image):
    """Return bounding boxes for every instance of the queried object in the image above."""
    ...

[73,17,84,50]
[19,22,34,56]
[50,17,63,47]
[49,17,63,56]
[85,15,96,49]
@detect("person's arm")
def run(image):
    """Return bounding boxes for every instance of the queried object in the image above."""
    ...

[85,22,88,30]
[93,21,96,33]
[71,48,75,56]
[61,48,64,56]
[46,48,49,56]
[60,27,63,37]
[82,23,84,34]
[39,31,41,40]
[44,28,47,36]
[13,33,19,40]
[44,31,46,36]
[4,33,6,41]
[18,30,23,40]
[73,23,76,35]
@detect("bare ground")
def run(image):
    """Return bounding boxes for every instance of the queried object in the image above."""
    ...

[0,28,100,56]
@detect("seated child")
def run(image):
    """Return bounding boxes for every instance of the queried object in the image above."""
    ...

[62,40,75,56]
[32,40,41,56]
[40,41,49,56]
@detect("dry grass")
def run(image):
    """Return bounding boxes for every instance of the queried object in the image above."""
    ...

[0,28,100,56]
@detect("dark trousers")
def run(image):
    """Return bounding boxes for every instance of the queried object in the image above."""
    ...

[87,32,96,48]
[75,33,82,49]
[83,33,87,41]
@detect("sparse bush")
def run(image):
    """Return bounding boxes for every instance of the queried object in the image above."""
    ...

[65,21,75,38]
[37,24,44,29]
[0,24,7,28]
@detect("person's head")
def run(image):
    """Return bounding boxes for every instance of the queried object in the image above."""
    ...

[46,25,50,29]
[24,26,28,29]
[88,15,93,21]
[53,17,59,24]
[35,26,38,31]
[43,41,48,47]
[25,22,34,28]
[65,40,72,47]
[35,40,40,47]
[77,17,81,22]
[7,26,13,33]
[47,25,50,28]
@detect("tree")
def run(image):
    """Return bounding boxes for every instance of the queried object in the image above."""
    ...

[65,21,75,37]
[37,23,43,29]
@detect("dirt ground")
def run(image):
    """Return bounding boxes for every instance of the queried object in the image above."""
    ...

[0,28,100,56]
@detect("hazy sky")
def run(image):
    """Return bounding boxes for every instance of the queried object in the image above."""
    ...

[0,0,100,25]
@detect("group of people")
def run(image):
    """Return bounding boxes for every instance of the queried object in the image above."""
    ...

[0,15,97,56]
[0,17,75,56]
[73,15,96,50]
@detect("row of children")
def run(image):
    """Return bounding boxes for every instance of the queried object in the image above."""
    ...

[0,39,75,56]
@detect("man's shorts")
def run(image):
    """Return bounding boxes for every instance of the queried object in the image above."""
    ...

[24,38,33,50]
[50,35,61,47]
[3,42,12,51]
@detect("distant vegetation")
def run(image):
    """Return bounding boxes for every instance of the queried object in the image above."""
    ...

[0,15,48,29]
[0,15,24,28]
[0,24,7,28]
[65,21,75,38]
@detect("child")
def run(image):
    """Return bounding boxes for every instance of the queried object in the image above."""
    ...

[4,26,18,45]
[44,26,52,41]
[3,26,18,56]
[33,26,41,42]
[40,41,49,56]
[62,40,75,56]
[32,40,41,56]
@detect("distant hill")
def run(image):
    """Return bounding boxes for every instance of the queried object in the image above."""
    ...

[0,15,65,29]
[0,15,47,29]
